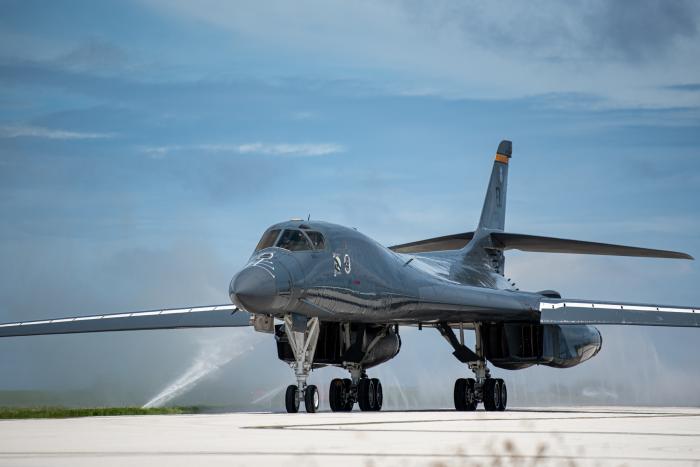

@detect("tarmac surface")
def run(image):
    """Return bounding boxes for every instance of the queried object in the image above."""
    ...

[1,407,700,466]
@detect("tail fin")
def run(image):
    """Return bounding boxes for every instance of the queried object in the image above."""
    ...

[477,140,511,231]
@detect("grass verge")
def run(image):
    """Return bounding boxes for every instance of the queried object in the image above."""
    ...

[0,406,200,419]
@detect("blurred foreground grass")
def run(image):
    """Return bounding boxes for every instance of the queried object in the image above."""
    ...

[0,406,200,419]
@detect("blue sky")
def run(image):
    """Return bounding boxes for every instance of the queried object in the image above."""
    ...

[0,0,699,407]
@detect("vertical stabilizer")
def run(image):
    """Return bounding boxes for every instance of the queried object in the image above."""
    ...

[477,140,511,231]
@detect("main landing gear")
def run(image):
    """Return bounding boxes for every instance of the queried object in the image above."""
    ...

[328,366,383,412]
[438,322,508,412]
[453,377,507,411]
[453,362,507,412]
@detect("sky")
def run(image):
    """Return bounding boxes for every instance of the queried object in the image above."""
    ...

[0,0,699,409]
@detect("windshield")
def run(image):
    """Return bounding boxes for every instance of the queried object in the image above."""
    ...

[276,229,312,251]
[305,231,325,249]
[254,229,280,252]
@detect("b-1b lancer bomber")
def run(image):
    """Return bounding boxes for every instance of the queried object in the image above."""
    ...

[1,140,698,413]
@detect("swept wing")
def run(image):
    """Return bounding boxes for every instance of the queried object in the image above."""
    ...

[0,304,251,338]
[391,231,692,259]
[492,233,693,259]
[540,298,699,327]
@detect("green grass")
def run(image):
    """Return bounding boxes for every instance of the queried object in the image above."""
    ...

[0,406,200,419]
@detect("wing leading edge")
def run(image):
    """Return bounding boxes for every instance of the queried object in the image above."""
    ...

[540,299,700,327]
[0,305,251,338]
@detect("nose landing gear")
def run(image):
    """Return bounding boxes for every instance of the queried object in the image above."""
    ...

[284,383,320,413]
[283,314,320,413]
[285,384,300,413]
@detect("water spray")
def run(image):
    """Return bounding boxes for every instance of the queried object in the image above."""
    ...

[143,333,255,408]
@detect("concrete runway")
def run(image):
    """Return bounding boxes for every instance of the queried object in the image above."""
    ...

[1,407,699,466]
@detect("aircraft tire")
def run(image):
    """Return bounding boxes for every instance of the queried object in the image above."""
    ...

[496,378,507,411]
[358,378,375,411]
[342,378,354,411]
[465,378,477,411]
[329,378,344,412]
[305,384,319,413]
[371,378,383,411]
[285,385,299,413]
[483,378,500,411]
[454,378,467,411]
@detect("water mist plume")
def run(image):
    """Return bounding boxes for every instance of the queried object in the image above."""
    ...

[143,334,255,408]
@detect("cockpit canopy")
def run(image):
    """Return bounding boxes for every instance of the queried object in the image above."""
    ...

[255,227,326,252]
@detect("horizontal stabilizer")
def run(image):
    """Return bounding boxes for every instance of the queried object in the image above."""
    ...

[491,232,693,259]
[540,299,700,327]
[390,232,475,253]
[0,305,251,338]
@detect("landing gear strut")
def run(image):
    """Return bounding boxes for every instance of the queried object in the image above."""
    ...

[440,322,508,411]
[283,314,320,413]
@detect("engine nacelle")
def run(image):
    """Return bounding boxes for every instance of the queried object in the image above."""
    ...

[362,327,402,368]
[275,322,401,369]
[482,323,602,370]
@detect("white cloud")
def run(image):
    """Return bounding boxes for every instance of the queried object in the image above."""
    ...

[142,145,182,158]
[0,125,114,140]
[144,0,700,108]
[234,142,342,156]
[142,142,344,158]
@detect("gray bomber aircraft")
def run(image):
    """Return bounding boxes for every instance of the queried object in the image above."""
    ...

[1,140,698,413]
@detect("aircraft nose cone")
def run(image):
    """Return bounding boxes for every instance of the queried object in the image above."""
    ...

[230,267,280,313]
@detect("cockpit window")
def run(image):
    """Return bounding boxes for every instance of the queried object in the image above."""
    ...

[255,229,280,252]
[276,229,312,251]
[305,231,325,250]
